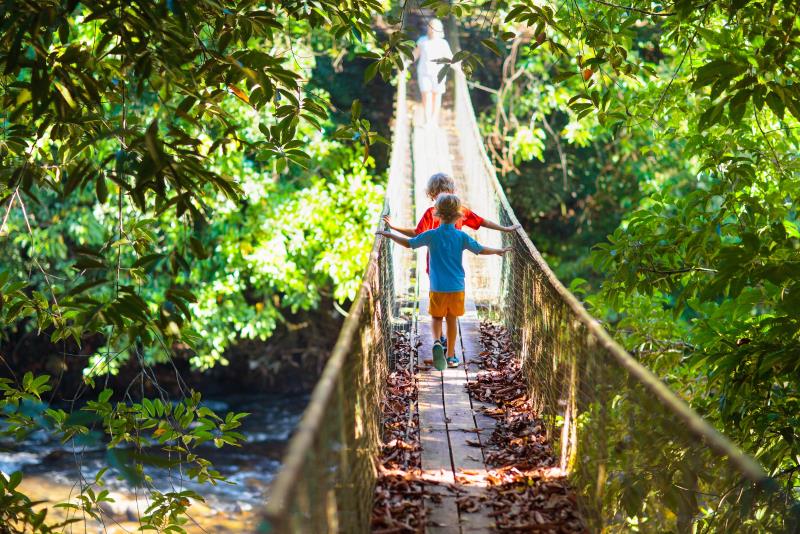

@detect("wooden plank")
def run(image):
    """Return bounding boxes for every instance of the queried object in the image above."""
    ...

[414,115,461,534]
[457,488,497,533]
[418,347,449,435]
[457,313,499,439]
[459,329,482,362]
[450,437,485,473]
[439,356,474,430]
[420,428,454,481]
[441,403,477,437]
[427,496,462,533]
[420,429,460,531]
[452,301,497,531]
[471,405,499,439]
[462,355,483,375]
[442,301,495,531]
[443,403,479,430]
[411,101,502,533]
[419,396,447,427]
[439,376,466,390]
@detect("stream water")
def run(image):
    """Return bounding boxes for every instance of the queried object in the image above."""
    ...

[2,392,308,530]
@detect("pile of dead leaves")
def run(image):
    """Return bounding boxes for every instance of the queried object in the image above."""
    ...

[372,329,424,533]
[466,321,587,533]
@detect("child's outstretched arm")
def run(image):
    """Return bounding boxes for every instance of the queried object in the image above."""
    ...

[382,216,417,238]
[479,245,512,256]
[463,233,510,256]
[480,219,521,233]
[377,229,412,248]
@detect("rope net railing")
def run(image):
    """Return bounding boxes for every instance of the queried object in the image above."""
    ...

[261,75,410,533]
[261,55,797,533]
[453,69,798,532]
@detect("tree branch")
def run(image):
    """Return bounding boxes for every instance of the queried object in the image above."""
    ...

[587,0,674,16]
[642,265,718,275]
[0,188,17,236]
[649,5,710,122]
[540,114,569,192]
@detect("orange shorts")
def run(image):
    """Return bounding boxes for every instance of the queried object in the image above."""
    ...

[429,291,465,318]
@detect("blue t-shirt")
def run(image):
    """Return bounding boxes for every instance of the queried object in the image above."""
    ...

[409,223,483,292]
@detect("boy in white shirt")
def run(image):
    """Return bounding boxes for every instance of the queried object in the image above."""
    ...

[414,19,453,126]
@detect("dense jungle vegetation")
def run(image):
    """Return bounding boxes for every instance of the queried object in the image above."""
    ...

[0,0,798,530]
[467,0,800,509]
[0,0,395,529]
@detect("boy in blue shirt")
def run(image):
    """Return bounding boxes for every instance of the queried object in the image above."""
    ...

[378,194,510,370]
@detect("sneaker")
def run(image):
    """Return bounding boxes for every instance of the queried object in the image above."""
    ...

[432,340,446,371]
[446,357,459,368]
[439,336,447,347]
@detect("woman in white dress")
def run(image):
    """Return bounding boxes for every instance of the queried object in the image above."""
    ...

[414,19,453,126]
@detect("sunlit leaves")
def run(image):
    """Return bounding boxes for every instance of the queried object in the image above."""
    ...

[140,489,205,533]
[361,31,415,83]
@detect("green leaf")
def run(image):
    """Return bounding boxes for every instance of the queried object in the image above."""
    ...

[189,237,210,259]
[783,220,800,239]
[98,389,113,404]
[8,471,22,489]
[552,71,578,83]
[505,5,528,21]
[693,59,746,89]
[54,82,76,108]
[364,61,380,83]
[95,175,108,204]
[481,39,502,57]
[699,101,725,131]
[765,91,785,119]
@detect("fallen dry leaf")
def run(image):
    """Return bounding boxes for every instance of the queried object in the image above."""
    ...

[372,329,424,533]
[462,321,587,534]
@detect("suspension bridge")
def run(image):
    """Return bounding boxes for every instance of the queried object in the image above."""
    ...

[262,27,796,534]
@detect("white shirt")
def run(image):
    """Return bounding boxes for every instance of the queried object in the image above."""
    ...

[417,36,453,79]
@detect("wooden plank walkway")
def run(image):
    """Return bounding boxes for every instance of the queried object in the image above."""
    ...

[410,103,497,533]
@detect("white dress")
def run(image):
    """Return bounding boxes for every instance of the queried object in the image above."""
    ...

[416,36,453,94]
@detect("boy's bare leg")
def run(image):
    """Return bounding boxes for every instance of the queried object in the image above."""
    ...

[422,91,432,123]
[445,315,458,357]
[432,316,443,341]
[432,92,442,125]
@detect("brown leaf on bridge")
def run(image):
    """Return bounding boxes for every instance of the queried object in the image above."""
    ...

[465,321,588,534]
[372,329,424,533]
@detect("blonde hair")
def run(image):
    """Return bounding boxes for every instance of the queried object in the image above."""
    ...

[434,194,462,224]
[426,173,455,200]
